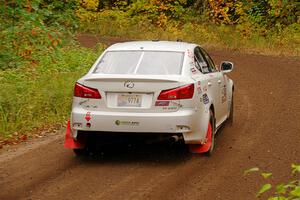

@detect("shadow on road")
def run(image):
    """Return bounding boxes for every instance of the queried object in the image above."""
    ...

[75,140,196,165]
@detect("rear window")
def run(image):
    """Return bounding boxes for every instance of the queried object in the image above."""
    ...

[93,51,184,75]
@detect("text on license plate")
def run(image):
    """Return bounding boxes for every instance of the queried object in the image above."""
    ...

[117,94,142,107]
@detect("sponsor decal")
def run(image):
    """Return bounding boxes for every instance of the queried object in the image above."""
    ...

[187,49,194,58]
[156,101,181,110]
[197,81,202,94]
[115,120,140,126]
[170,101,182,107]
[190,67,197,74]
[221,85,227,103]
[162,107,177,110]
[85,112,91,121]
[79,99,89,105]
[203,94,209,104]
[80,99,97,108]
[84,105,97,109]
[155,101,170,106]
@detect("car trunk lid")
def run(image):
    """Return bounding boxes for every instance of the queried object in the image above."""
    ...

[78,74,185,113]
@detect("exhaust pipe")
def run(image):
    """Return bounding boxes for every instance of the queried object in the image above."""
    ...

[171,135,180,142]
[146,135,183,144]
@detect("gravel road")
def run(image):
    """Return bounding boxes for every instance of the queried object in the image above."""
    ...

[1,35,299,200]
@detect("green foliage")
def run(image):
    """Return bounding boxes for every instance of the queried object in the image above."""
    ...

[77,0,190,28]
[245,164,300,200]
[76,0,300,29]
[247,0,299,27]
[292,164,300,174]
[78,12,300,56]
[0,45,103,138]
[76,0,300,56]
[257,183,272,197]
[0,0,299,139]
[198,0,299,29]
[0,0,78,70]
[206,0,245,24]
[127,0,188,27]
[244,167,260,175]
[262,172,273,179]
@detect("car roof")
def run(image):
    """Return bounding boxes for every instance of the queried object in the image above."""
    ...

[107,41,197,52]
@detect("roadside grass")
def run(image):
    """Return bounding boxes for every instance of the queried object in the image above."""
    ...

[1,22,298,141]
[1,1,299,143]
[78,15,300,57]
[0,44,104,139]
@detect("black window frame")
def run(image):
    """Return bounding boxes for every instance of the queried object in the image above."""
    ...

[194,46,211,74]
[199,47,217,73]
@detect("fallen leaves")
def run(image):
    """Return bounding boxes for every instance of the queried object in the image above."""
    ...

[0,123,65,150]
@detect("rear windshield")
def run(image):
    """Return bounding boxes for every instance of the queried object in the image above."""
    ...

[93,51,184,75]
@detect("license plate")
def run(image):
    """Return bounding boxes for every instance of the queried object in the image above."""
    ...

[117,94,142,107]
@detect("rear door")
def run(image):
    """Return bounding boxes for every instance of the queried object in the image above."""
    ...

[193,47,223,125]
[199,48,228,125]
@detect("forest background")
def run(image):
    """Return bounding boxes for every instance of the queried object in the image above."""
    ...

[0,0,299,142]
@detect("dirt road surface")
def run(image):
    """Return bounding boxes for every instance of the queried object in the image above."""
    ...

[1,35,299,200]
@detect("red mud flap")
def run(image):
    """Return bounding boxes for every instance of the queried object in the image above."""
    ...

[64,120,85,149]
[189,122,212,154]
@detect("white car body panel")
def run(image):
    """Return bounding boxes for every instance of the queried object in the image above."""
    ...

[70,41,234,144]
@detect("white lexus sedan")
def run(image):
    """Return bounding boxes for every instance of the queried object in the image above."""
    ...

[64,41,234,156]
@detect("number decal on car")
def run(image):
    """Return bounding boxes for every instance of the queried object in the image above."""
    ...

[203,94,209,104]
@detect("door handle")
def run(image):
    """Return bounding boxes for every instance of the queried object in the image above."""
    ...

[208,82,212,87]
[218,80,222,84]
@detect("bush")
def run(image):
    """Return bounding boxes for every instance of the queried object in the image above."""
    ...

[0,45,104,138]
[245,164,300,199]
[0,0,78,70]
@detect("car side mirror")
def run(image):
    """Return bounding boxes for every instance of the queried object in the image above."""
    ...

[220,61,234,73]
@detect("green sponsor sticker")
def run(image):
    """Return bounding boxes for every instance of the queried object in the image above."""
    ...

[115,120,139,126]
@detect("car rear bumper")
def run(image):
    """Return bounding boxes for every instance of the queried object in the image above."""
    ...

[71,107,197,133]
[71,107,210,144]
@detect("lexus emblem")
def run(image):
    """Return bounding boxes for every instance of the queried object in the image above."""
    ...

[124,81,134,88]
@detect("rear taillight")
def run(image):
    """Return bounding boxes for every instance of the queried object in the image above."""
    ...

[157,84,194,100]
[74,83,101,99]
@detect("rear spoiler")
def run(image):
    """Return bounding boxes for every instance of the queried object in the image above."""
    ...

[84,74,183,82]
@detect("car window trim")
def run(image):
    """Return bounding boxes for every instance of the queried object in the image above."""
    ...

[194,46,213,74]
[199,48,217,73]
[193,47,203,73]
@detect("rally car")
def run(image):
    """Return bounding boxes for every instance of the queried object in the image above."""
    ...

[65,41,234,155]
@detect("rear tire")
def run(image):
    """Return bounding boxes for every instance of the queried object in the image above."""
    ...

[205,110,216,156]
